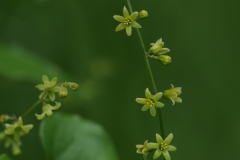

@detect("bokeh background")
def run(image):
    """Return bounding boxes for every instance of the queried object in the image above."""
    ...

[0,0,240,159]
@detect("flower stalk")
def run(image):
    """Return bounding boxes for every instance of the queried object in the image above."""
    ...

[126,0,165,138]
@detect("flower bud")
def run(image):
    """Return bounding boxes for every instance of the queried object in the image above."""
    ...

[138,10,148,19]
[69,83,79,91]
[59,87,68,98]
[0,115,11,123]
[159,55,171,65]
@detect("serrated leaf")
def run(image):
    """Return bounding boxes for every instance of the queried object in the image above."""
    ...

[0,154,12,160]
[40,113,119,160]
[0,44,70,82]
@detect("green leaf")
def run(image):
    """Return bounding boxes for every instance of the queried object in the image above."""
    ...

[0,44,70,82]
[40,113,119,160]
[0,154,12,160]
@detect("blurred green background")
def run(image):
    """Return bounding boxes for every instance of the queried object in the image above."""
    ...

[0,0,240,159]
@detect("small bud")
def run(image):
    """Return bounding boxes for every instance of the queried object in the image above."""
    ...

[159,55,171,65]
[138,10,148,19]
[69,83,79,91]
[59,87,68,98]
[0,115,11,123]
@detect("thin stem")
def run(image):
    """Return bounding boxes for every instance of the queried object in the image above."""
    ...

[21,83,63,118]
[126,0,165,138]
[21,99,42,118]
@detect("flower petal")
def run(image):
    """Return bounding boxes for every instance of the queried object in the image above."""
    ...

[51,102,61,110]
[164,133,173,145]
[131,21,142,28]
[152,92,162,101]
[49,77,57,87]
[153,150,162,159]
[35,112,45,120]
[115,23,126,32]
[168,145,177,151]
[150,107,156,116]
[145,88,152,98]
[126,26,132,36]
[113,15,125,22]
[141,105,149,111]
[42,75,49,84]
[156,133,163,143]
[155,101,164,108]
[123,6,129,17]
[136,144,144,149]
[170,98,175,105]
[35,84,45,91]
[147,142,159,149]
[17,117,23,126]
[21,124,33,133]
[129,12,138,21]
[136,98,146,104]
[173,87,182,95]
[154,48,170,56]
[174,97,182,103]
[163,151,171,160]
[48,92,55,102]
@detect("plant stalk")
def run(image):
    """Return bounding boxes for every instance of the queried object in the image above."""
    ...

[127,0,165,138]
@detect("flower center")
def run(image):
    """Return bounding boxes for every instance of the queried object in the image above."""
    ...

[146,99,154,107]
[123,18,131,26]
[159,142,168,151]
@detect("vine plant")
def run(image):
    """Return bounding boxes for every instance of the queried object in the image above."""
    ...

[113,1,182,160]
[0,1,182,159]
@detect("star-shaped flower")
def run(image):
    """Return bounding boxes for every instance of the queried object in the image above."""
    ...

[147,133,176,160]
[163,84,182,105]
[4,117,33,137]
[36,75,60,101]
[35,102,61,120]
[113,6,142,36]
[3,117,33,155]
[136,88,164,117]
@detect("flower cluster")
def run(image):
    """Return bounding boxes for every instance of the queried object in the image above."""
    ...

[0,117,33,155]
[113,4,183,160]
[0,75,79,156]
[35,75,79,120]
[148,38,171,65]
[136,133,176,160]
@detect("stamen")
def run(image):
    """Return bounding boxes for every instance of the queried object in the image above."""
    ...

[124,18,131,26]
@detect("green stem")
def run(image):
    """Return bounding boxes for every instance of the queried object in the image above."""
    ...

[21,83,65,118]
[126,0,165,138]
[21,99,42,118]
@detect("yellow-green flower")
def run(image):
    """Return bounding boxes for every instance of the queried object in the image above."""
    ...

[163,84,182,105]
[3,117,33,155]
[149,38,170,55]
[148,39,171,65]
[35,102,61,120]
[147,133,176,160]
[136,140,149,155]
[4,117,33,137]
[136,88,164,117]
[113,6,142,36]
[36,75,59,101]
